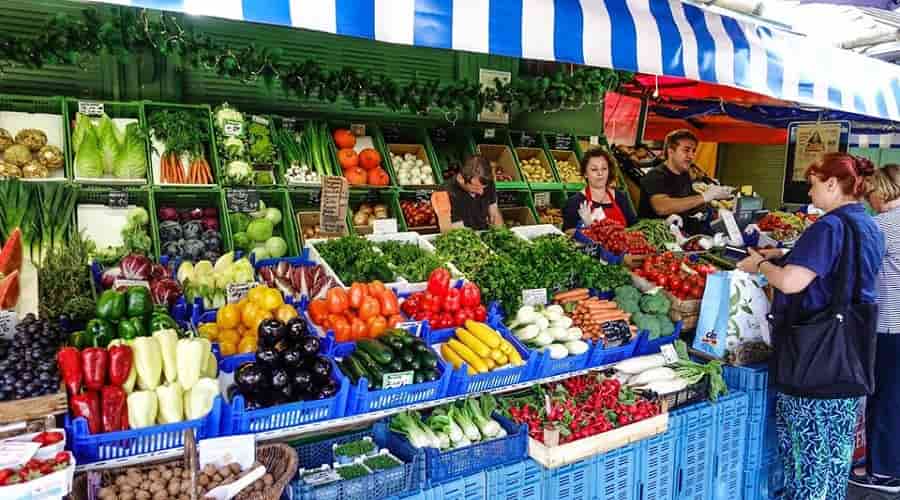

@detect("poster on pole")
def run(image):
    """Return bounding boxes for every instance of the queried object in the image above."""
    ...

[783,121,850,204]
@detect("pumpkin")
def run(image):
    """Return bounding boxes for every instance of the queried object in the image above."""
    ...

[358,148,381,170]
[337,148,359,169]
[367,167,391,186]
[344,166,368,185]
[333,129,356,149]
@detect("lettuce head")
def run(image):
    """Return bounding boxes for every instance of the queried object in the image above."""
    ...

[75,124,103,179]
[113,123,147,179]
[96,114,123,175]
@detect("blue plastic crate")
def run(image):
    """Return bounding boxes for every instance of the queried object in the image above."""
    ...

[743,456,785,500]
[594,444,639,500]
[638,427,677,500]
[423,472,487,500]
[572,228,625,265]
[586,334,639,369]
[744,388,779,471]
[671,402,717,500]
[486,459,543,500]
[379,414,528,485]
[544,457,595,500]
[66,397,224,464]
[712,391,750,500]
[635,322,684,356]
[722,363,769,391]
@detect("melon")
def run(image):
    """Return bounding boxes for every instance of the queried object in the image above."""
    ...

[0,228,22,277]
[0,270,19,309]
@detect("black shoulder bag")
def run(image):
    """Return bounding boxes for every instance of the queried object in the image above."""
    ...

[769,212,878,399]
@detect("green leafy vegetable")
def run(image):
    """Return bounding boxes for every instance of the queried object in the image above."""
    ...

[315,237,395,284]
[114,123,147,179]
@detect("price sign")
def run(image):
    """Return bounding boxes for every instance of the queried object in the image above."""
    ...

[381,125,402,143]
[534,192,551,208]
[382,371,415,389]
[251,115,269,126]
[484,128,496,139]
[0,310,16,340]
[551,134,573,150]
[319,176,350,235]
[431,128,449,145]
[113,279,150,291]
[308,189,322,206]
[660,344,679,364]
[351,123,366,137]
[589,136,600,146]
[226,189,260,213]
[0,441,40,469]
[522,289,548,306]
[107,190,128,208]
[414,190,431,202]
[365,189,380,203]
[373,218,398,235]
[497,191,518,206]
[397,321,423,336]
[78,101,104,116]
[517,132,536,148]
[222,120,243,137]
[226,282,258,304]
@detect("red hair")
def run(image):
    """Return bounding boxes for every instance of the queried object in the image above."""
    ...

[805,153,876,198]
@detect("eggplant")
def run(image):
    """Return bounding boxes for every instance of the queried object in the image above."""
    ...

[308,355,332,379]
[258,319,286,347]
[270,367,289,389]
[226,384,241,402]
[280,346,303,367]
[291,370,313,394]
[285,318,310,342]
[277,382,295,401]
[235,363,265,393]
[315,378,339,399]
[201,229,222,252]
[256,348,279,367]
[298,335,320,358]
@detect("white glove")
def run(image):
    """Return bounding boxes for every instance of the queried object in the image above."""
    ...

[702,185,733,202]
[578,201,594,226]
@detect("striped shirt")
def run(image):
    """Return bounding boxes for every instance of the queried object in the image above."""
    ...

[874,207,900,333]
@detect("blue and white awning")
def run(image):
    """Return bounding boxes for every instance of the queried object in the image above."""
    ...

[96,0,900,123]
[850,133,900,148]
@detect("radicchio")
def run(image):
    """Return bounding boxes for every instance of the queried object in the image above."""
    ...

[149,263,169,282]
[120,254,152,280]
[100,267,123,289]
[151,278,182,307]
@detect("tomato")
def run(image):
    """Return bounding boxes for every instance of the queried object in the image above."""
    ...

[326,288,350,314]
[669,278,682,290]
[657,275,669,287]
[348,282,367,310]
[350,316,368,340]
[332,315,351,342]
[387,314,404,328]
[359,296,381,321]
[367,315,388,338]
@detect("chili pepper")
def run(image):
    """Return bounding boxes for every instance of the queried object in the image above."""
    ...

[101,386,127,433]
[56,347,82,395]
[70,390,101,434]
[107,344,133,387]
[426,268,451,297]
[125,286,153,318]
[95,289,126,321]
[81,345,109,392]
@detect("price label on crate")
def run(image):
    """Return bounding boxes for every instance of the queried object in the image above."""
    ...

[0,310,16,340]
[308,189,322,206]
[365,189,380,203]
[551,134,573,150]
[484,128,496,139]
[534,192,551,208]
[113,279,150,291]
[660,344,679,364]
[351,123,366,137]
[431,128,449,145]
[226,189,260,213]
[251,115,269,126]
[589,136,600,146]
[397,321,423,336]
[497,191,518,206]
[522,288,548,307]
[222,120,243,137]
[381,124,402,143]
[373,218,398,235]
[226,282,258,304]
[517,132,536,148]
[107,190,129,208]
[78,101,105,116]
[382,371,415,390]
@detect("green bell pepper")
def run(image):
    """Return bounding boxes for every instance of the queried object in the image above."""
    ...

[69,330,91,350]
[86,318,115,347]
[150,312,179,334]
[117,317,147,340]
[126,286,153,318]
[96,290,126,321]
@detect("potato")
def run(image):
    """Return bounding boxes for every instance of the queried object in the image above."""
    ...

[116,475,128,486]
[149,482,164,493]
[219,465,233,477]
[120,484,134,493]
[229,463,242,475]
[161,469,173,481]
[140,480,152,492]
[203,464,217,476]
[152,490,168,500]
[135,491,151,500]
[213,474,223,484]
[198,474,210,486]
[167,481,180,496]
[119,493,135,500]
[148,470,161,482]
[178,495,189,500]
[98,486,117,499]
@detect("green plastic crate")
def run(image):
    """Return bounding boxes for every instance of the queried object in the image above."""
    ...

[271,117,335,187]
[327,121,396,189]
[65,98,149,186]
[496,190,538,228]
[75,186,159,259]
[542,132,584,191]
[152,187,232,259]
[347,188,402,236]
[425,126,476,184]
[396,190,438,234]
[531,189,568,229]
[287,187,332,246]
[142,101,219,188]
[212,108,281,189]
[379,123,442,190]
[470,127,528,190]
[224,188,299,258]
[0,94,70,181]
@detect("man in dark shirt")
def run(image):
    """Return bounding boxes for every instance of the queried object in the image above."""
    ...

[638,129,732,234]
[447,155,503,230]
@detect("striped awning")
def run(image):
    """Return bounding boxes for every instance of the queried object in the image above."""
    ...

[850,133,900,148]
[94,0,900,123]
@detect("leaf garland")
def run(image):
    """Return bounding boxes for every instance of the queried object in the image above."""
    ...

[0,8,631,116]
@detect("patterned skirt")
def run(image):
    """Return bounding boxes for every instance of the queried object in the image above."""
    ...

[776,393,860,500]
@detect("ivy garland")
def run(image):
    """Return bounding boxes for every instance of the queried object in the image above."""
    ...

[0,8,631,116]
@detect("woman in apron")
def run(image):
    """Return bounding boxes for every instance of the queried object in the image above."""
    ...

[562,148,636,232]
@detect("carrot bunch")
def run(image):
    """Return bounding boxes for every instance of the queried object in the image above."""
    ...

[553,289,637,343]
[161,152,213,184]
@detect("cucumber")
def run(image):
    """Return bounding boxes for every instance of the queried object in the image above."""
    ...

[357,339,394,365]
[387,330,415,346]
[381,335,406,353]
[386,358,405,373]
[340,357,363,383]
[408,357,422,372]
[410,340,432,355]
[417,351,439,370]
[398,349,415,366]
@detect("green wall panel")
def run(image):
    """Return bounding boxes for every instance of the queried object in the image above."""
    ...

[717,144,787,209]
[849,147,900,167]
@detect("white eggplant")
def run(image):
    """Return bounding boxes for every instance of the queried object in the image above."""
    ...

[515,324,540,341]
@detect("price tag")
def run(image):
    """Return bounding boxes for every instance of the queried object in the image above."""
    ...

[308,189,322,205]
[431,128,449,145]
[223,120,243,137]
[227,282,258,304]
[522,288,548,306]
[113,279,150,291]
[414,190,430,202]
[320,176,350,235]
[351,123,366,136]
[518,132,536,147]
[589,136,600,145]
[534,192,551,208]
[660,344,679,364]
[282,117,297,129]
[0,441,40,469]
[382,125,402,143]
[484,128,496,139]
[107,190,128,208]
[373,218,398,235]
[397,321,423,336]
[497,191,518,206]
[251,115,269,126]
[199,435,256,471]
[78,101,104,116]
[226,189,260,213]
[365,190,380,203]
[0,310,16,340]
[552,134,573,150]
[382,371,415,389]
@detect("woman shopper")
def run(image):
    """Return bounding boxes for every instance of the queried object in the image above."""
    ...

[736,153,885,500]
[562,147,636,232]
[850,164,900,493]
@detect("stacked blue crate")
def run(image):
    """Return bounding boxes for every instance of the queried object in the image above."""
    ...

[422,472,487,500]
[638,430,677,500]
[712,391,750,500]
[544,457,596,500]
[487,459,543,500]
[672,402,717,500]
[594,444,640,500]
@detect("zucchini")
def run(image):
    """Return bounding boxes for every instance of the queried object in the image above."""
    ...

[410,339,432,355]
[417,351,438,370]
[413,371,426,384]
[387,330,415,346]
[353,350,385,383]
[398,349,415,366]
[357,339,394,365]
[422,368,440,382]
[382,335,407,353]
[386,358,405,373]
[340,357,363,383]
[408,357,422,371]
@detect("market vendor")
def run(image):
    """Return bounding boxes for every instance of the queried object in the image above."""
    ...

[447,155,504,230]
[638,129,732,234]
[562,147,637,232]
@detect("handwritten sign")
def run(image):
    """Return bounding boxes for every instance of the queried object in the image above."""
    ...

[222,120,243,137]
[381,125,402,143]
[516,132,537,148]
[319,176,350,235]
[226,282,258,304]
[113,279,151,291]
[522,288,548,307]
[251,115,269,126]
[660,344,679,364]
[431,128,449,145]
[534,192,551,208]
[226,189,260,213]
[373,218,398,235]
[78,101,104,116]
[0,311,16,340]
[551,134,573,150]
[382,371,415,390]
[484,128,496,139]
[107,190,128,208]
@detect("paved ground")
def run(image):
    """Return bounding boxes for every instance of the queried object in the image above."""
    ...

[849,484,900,500]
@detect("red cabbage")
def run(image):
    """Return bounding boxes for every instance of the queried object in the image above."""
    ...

[158,207,179,221]
[120,254,152,280]
[202,207,218,218]
[201,217,219,232]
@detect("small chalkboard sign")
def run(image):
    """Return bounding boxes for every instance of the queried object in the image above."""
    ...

[381,124,402,143]
[107,190,129,208]
[497,191,518,206]
[550,134,574,150]
[430,128,449,145]
[414,190,431,202]
[226,189,260,213]
[308,189,322,206]
[365,189,380,203]
[516,132,537,148]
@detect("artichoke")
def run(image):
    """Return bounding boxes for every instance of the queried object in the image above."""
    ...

[0,161,21,178]
[3,144,32,166]
[21,161,48,179]
[0,129,12,152]
[15,128,48,152]
[36,145,64,169]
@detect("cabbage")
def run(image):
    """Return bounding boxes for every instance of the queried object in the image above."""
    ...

[75,125,103,178]
[72,113,94,152]
[113,123,147,179]
[97,115,123,175]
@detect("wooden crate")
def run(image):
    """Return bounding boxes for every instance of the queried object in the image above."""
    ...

[0,390,67,426]
[514,147,555,185]
[477,144,522,182]
[502,206,537,226]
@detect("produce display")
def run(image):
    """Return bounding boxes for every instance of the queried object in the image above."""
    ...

[389,394,506,450]
[399,199,437,228]
[177,253,255,310]
[438,321,524,375]
[228,317,340,410]
[399,268,487,328]
[0,315,65,401]
[507,304,589,360]
[306,282,402,342]
[257,261,336,303]
[633,253,717,301]
[70,286,183,349]
[228,202,288,260]
[555,159,580,183]
[613,285,676,340]
[500,372,661,444]
[88,206,154,266]
[297,212,324,241]
[491,161,513,182]
[351,202,389,229]
[313,237,395,284]
[628,219,676,252]
[551,289,635,346]
[537,206,563,226]
[692,183,735,210]
[374,241,444,283]
[98,254,182,309]
[332,129,391,187]
[0,451,72,487]
[72,113,147,182]
[580,219,655,256]
[157,205,224,263]
[275,121,331,186]
[148,108,214,185]
[96,460,275,500]
[614,341,727,401]
[198,284,298,356]
[757,211,814,241]
[518,157,553,183]
[338,328,441,389]
[213,103,276,186]
[391,151,435,186]
[1,181,78,265]
[0,125,64,179]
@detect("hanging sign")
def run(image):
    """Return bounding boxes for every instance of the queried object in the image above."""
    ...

[784,121,850,204]
[478,69,511,124]
[319,176,350,235]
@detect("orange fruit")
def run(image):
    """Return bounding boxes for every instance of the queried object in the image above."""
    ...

[218,328,240,346]
[247,286,267,307]
[260,288,284,312]
[237,336,258,354]
[216,304,240,329]
[241,302,261,329]
[198,323,219,341]
[219,341,238,356]
[275,304,298,323]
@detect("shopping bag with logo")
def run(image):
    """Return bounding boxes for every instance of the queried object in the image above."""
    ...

[693,270,772,364]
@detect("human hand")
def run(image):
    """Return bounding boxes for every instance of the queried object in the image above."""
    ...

[702,185,734,202]
[736,248,766,273]
[578,201,594,226]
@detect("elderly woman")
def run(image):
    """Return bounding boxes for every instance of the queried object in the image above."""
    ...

[849,164,900,493]
[736,153,885,500]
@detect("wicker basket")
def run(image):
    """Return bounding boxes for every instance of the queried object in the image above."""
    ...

[72,443,298,500]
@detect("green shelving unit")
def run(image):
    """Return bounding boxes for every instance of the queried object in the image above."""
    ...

[470,127,528,190]
[510,129,564,191]
[542,132,584,191]
[496,189,538,228]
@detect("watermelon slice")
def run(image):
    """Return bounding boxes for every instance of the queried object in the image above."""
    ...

[0,270,19,309]
[0,228,22,277]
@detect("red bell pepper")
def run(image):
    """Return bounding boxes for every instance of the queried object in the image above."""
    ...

[107,344,132,387]
[426,268,450,297]
[101,386,127,433]
[460,282,481,308]
[443,288,461,313]
[81,347,108,392]
[70,391,101,434]
[56,347,82,395]
[422,292,441,313]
